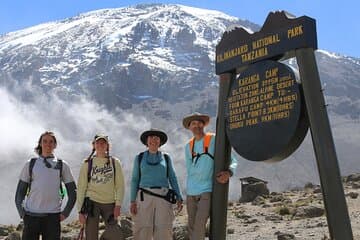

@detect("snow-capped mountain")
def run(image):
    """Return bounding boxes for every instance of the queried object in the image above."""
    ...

[1,4,359,118]
[0,4,256,110]
[0,3,359,196]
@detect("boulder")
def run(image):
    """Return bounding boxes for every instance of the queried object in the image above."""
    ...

[240,182,269,202]
[173,225,188,240]
[294,206,324,219]
[5,232,21,240]
[345,173,360,182]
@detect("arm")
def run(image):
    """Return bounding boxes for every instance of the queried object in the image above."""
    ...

[130,155,140,202]
[60,162,77,220]
[228,153,238,176]
[114,159,125,218]
[61,182,76,218]
[114,159,125,206]
[167,155,184,212]
[209,137,237,183]
[185,143,192,170]
[76,162,88,224]
[130,155,140,215]
[76,163,88,212]
[15,180,29,218]
[167,155,183,201]
[15,161,31,218]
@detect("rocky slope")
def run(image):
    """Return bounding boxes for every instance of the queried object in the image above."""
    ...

[1,173,359,240]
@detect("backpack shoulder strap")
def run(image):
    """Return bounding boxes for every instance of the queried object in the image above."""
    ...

[163,153,170,163]
[86,157,93,183]
[29,158,37,183]
[57,158,65,199]
[28,158,37,193]
[57,158,63,179]
[138,152,145,165]
[189,137,196,158]
[137,152,145,184]
[111,157,116,179]
[189,133,214,159]
[163,153,170,179]
[203,132,214,154]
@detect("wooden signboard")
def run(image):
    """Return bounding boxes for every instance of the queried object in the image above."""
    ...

[225,60,308,161]
[212,11,353,240]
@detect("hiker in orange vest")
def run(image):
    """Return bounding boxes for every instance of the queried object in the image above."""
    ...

[183,113,237,240]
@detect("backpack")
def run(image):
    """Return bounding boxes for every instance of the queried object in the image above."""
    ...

[28,157,65,199]
[189,132,214,164]
[137,151,170,180]
[86,156,116,183]
[137,151,177,204]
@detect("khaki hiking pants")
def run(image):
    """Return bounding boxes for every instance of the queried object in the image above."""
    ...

[186,192,211,240]
[85,201,122,240]
[132,188,175,240]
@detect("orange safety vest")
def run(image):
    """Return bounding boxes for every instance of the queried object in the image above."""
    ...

[189,133,215,164]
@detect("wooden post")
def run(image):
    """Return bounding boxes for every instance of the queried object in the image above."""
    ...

[210,72,235,240]
[296,48,353,239]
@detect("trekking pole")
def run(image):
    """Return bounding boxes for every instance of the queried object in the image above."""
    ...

[77,225,84,240]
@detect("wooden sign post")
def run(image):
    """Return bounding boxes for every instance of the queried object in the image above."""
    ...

[212,11,353,239]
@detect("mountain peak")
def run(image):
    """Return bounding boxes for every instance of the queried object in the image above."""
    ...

[0,4,358,118]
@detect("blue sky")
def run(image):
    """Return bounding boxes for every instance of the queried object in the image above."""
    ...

[1,0,359,57]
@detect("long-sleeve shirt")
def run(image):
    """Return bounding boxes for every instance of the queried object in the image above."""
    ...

[130,151,183,202]
[76,156,125,211]
[17,156,75,215]
[185,134,237,196]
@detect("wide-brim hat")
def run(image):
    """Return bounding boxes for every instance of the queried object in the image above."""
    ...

[182,112,210,129]
[140,129,168,146]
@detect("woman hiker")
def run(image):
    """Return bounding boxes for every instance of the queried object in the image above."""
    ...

[130,129,183,240]
[77,134,125,240]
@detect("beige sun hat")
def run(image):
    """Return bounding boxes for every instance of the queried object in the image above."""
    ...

[182,112,210,129]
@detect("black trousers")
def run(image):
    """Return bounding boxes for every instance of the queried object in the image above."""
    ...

[22,213,60,240]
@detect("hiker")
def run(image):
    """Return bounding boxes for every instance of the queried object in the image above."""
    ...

[183,112,238,240]
[77,134,125,240]
[15,131,77,240]
[130,129,183,240]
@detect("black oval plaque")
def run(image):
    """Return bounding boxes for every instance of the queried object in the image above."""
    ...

[225,60,308,162]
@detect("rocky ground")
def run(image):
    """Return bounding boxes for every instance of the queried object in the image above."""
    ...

[1,173,359,240]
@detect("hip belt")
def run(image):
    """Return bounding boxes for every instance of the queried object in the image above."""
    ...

[139,187,177,204]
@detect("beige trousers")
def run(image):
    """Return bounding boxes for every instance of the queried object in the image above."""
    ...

[132,188,175,240]
[186,192,211,240]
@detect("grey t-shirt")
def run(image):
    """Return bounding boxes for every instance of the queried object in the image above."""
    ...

[19,156,75,214]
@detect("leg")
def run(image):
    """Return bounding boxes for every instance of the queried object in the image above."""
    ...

[22,214,41,240]
[99,202,115,225]
[191,192,211,240]
[153,189,174,240]
[41,213,61,240]
[186,195,198,240]
[86,202,101,240]
[132,191,155,240]
[99,203,124,240]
